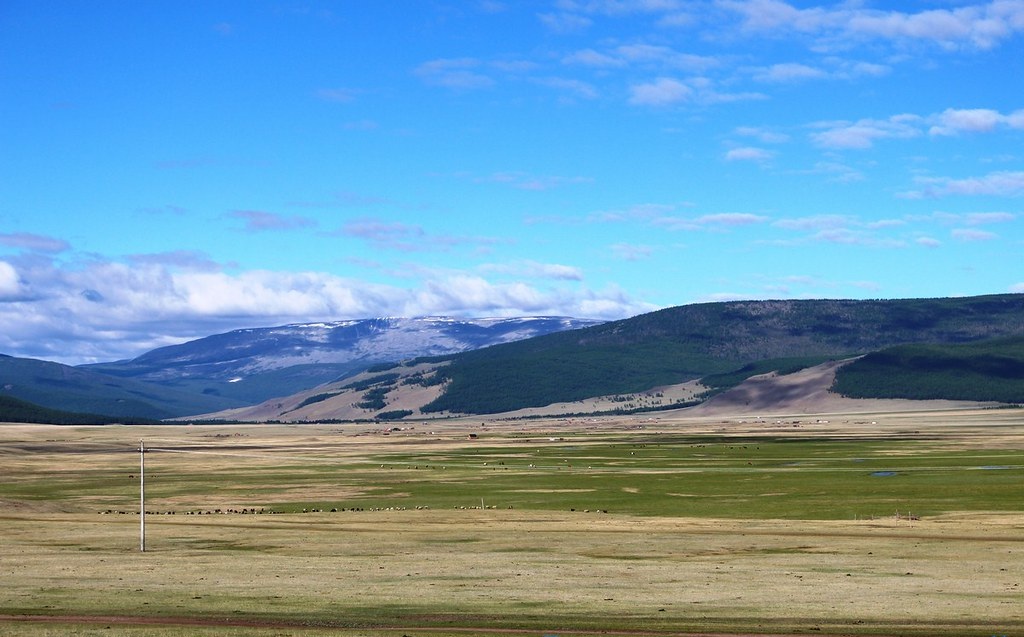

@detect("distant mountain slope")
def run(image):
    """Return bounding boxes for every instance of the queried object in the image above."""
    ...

[686,358,997,416]
[833,336,1024,403]
[194,293,1024,422]
[0,355,246,419]
[82,317,602,405]
[0,394,159,425]
[419,294,1024,414]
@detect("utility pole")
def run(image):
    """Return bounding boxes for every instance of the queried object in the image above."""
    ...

[140,439,146,552]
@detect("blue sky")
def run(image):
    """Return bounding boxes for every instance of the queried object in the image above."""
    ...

[2,1,1023,364]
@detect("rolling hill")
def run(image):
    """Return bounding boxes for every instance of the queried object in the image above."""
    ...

[418,294,1024,414]
[82,316,602,405]
[2,317,600,421]
[833,336,1024,403]
[198,293,1024,422]
[0,354,248,420]
[0,394,161,425]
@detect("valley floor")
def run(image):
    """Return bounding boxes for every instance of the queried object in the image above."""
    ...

[1,408,1022,636]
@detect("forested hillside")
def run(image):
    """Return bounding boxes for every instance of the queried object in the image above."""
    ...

[0,395,159,425]
[421,294,1024,414]
[832,336,1024,403]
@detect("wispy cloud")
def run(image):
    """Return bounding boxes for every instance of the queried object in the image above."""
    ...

[629,77,691,105]
[695,212,769,227]
[719,0,1024,50]
[339,219,427,251]
[929,107,1024,136]
[315,87,361,103]
[589,202,681,223]
[338,218,503,253]
[951,228,999,241]
[533,76,600,99]
[903,170,1024,198]
[724,146,775,162]
[477,171,594,191]
[655,211,770,231]
[227,210,317,232]
[810,114,922,149]
[0,232,71,253]
[611,243,655,261]
[751,62,827,83]
[126,250,224,272]
[538,11,593,33]
[480,260,584,280]
[770,214,910,247]
[415,58,495,89]
[735,126,790,144]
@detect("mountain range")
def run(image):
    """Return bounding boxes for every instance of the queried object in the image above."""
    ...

[3,294,1024,423]
[0,317,601,419]
[203,293,1024,422]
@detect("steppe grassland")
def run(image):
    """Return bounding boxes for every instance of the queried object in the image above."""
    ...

[0,409,1022,636]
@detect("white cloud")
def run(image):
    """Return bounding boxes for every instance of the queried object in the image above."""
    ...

[613,44,719,71]
[773,214,851,231]
[929,108,1008,135]
[0,258,651,365]
[228,210,316,232]
[534,77,599,99]
[338,218,504,253]
[806,161,865,183]
[725,146,775,162]
[951,228,999,241]
[538,12,593,33]
[735,126,790,144]
[628,77,691,105]
[770,214,911,247]
[0,261,21,299]
[480,260,585,281]
[696,212,769,226]
[653,211,769,231]
[965,211,1016,224]
[845,2,1024,49]
[908,170,1024,197]
[720,0,1024,50]
[611,243,655,261]
[415,58,495,89]
[811,114,922,149]
[1011,282,1024,293]
[752,62,828,83]
[562,48,623,67]
[557,1,684,16]
[720,0,834,34]
[1009,109,1024,129]
[916,236,942,248]
[589,202,680,223]
[478,171,593,191]
[315,87,360,103]
[0,232,71,253]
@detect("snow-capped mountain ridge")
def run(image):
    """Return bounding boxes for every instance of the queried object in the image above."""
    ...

[81,316,603,407]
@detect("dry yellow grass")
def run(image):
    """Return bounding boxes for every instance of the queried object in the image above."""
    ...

[1,409,1022,636]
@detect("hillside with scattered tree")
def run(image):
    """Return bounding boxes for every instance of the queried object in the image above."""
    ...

[832,336,1024,403]
[421,294,1024,414]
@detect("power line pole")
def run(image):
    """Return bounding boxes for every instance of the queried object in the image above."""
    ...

[140,439,146,552]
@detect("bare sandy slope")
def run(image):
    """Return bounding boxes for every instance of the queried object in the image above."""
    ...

[193,361,450,422]
[193,357,999,423]
[683,358,996,417]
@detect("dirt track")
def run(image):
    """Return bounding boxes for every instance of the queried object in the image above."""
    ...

[0,613,918,636]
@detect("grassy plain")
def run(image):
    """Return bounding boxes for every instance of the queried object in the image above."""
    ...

[1,408,1022,636]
